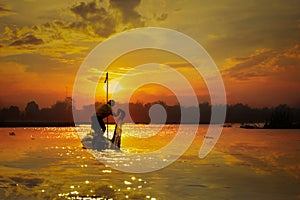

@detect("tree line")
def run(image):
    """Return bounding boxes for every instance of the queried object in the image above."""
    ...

[0,97,73,122]
[1,99,299,126]
[125,102,300,125]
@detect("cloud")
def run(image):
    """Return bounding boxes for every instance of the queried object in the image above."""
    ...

[155,13,168,21]
[9,34,43,46]
[110,0,144,26]
[0,20,93,59]
[0,4,15,17]
[69,0,146,37]
[0,53,81,77]
[0,5,10,12]
[70,1,116,37]
[70,1,102,19]
[222,45,300,81]
[0,0,148,60]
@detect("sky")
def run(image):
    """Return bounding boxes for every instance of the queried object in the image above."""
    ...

[0,0,299,109]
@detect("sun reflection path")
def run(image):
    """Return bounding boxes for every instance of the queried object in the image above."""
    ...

[55,176,155,200]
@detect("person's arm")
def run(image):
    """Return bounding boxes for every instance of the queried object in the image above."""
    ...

[113,108,125,120]
[118,108,125,120]
[111,107,117,117]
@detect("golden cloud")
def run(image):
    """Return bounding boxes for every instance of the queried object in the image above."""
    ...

[0,4,15,17]
[222,45,300,81]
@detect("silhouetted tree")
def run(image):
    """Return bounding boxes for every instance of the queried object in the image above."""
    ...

[39,108,52,121]
[199,102,211,123]
[225,103,270,123]
[25,101,40,120]
[166,104,180,124]
[264,104,293,128]
[1,99,299,126]
[129,102,150,123]
[7,106,20,120]
[50,97,73,121]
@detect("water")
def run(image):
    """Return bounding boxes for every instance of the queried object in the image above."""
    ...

[0,124,299,199]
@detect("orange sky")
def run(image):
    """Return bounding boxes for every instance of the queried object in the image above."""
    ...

[0,0,299,109]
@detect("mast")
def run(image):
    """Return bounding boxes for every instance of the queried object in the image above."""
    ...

[104,72,109,138]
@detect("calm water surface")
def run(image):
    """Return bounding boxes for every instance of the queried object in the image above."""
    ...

[0,124,299,200]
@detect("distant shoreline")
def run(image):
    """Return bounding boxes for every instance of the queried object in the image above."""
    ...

[0,121,299,129]
[0,121,75,127]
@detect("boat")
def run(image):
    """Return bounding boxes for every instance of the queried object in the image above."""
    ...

[81,119,123,151]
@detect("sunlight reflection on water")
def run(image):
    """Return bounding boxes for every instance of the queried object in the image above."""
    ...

[0,125,299,199]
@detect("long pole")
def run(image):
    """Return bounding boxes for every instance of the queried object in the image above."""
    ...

[105,72,109,138]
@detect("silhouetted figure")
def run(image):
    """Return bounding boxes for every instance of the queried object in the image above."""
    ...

[92,100,125,134]
[87,100,125,150]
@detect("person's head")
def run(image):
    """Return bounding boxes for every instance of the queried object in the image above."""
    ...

[108,99,115,106]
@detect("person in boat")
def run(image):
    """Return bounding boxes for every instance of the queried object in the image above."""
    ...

[91,100,125,135]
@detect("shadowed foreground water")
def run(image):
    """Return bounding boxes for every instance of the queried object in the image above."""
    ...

[0,124,299,200]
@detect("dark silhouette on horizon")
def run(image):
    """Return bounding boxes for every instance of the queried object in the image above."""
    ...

[0,98,299,128]
[0,97,73,127]
[264,104,299,129]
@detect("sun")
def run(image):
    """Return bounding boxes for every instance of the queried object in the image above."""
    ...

[103,79,122,94]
